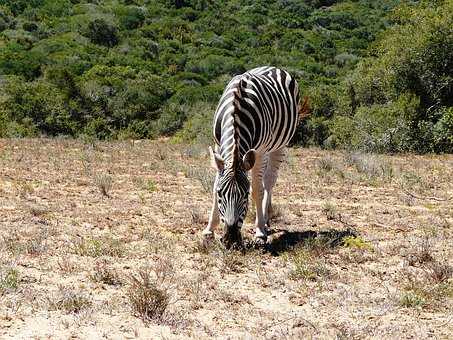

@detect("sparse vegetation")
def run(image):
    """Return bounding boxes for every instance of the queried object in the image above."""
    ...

[0,139,452,338]
[146,178,157,193]
[0,267,19,293]
[71,236,125,258]
[127,268,170,322]
[288,248,331,282]
[94,173,113,197]
[345,152,394,181]
[90,260,122,286]
[185,166,215,193]
[322,201,338,221]
[48,288,92,314]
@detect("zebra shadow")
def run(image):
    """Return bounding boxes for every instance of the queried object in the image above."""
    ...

[256,228,358,256]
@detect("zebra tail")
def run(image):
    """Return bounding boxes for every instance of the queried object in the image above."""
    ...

[298,96,310,121]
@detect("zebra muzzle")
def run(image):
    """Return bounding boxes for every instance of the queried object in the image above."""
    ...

[222,224,243,249]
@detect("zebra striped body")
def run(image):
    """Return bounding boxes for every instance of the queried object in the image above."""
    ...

[213,66,300,164]
[204,66,302,248]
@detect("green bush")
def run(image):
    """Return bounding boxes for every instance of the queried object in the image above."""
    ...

[86,18,118,47]
[325,0,453,153]
[328,94,418,153]
[0,42,45,80]
[1,0,450,153]
[1,77,77,136]
[433,107,453,152]
[175,101,215,145]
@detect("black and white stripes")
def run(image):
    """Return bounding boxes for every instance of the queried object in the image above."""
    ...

[213,66,300,164]
[204,66,302,247]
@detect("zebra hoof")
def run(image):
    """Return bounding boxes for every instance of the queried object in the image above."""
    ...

[202,227,214,237]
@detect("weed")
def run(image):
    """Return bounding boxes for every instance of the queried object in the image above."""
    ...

[399,260,453,309]
[57,258,80,274]
[399,291,425,308]
[146,179,157,193]
[192,237,218,255]
[406,236,434,266]
[16,181,34,198]
[189,206,205,227]
[127,269,169,322]
[219,248,247,274]
[424,261,452,284]
[345,152,394,180]
[322,201,338,220]
[315,157,345,179]
[1,228,49,256]
[343,236,373,250]
[400,171,429,193]
[185,166,215,193]
[153,257,176,285]
[94,173,113,197]
[27,203,50,217]
[288,248,331,281]
[48,288,92,314]
[155,147,168,161]
[0,267,19,292]
[90,260,122,286]
[302,235,332,257]
[71,236,125,258]
[317,157,335,172]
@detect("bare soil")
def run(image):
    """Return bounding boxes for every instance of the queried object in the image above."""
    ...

[0,138,452,339]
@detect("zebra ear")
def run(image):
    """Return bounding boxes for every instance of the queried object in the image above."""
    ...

[242,149,256,171]
[209,146,224,171]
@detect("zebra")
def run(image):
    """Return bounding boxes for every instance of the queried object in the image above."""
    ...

[202,66,309,248]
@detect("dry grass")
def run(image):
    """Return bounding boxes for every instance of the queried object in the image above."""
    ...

[0,138,452,339]
[47,287,92,314]
[127,268,170,322]
[93,172,113,197]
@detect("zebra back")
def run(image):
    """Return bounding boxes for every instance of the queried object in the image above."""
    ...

[213,66,301,168]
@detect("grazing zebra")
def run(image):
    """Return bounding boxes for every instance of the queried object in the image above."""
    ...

[203,66,308,247]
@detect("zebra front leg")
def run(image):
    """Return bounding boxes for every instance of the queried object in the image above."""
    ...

[262,149,285,230]
[251,154,267,242]
[203,173,220,238]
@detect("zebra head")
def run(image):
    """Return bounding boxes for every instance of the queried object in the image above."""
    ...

[209,146,255,247]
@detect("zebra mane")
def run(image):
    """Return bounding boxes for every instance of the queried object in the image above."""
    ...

[231,75,249,171]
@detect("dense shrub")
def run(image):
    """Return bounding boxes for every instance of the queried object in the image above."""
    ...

[86,19,118,47]
[0,0,450,154]
[320,0,453,153]
[0,77,77,136]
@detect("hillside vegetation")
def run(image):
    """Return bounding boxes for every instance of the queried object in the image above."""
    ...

[0,0,452,152]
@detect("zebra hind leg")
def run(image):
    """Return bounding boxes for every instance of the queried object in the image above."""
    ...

[262,148,285,232]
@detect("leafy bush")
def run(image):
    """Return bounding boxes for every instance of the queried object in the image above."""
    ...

[1,77,76,136]
[86,18,118,47]
[1,0,450,154]
[324,0,453,153]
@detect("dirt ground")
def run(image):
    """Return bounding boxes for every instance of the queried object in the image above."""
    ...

[0,138,452,339]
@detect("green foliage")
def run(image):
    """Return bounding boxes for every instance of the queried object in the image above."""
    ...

[86,18,118,47]
[1,76,76,136]
[0,0,450,153]
[322,0,453,153]
[0,42,45,80]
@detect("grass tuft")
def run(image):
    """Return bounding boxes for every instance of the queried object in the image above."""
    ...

[94,173,113,197]
[48,288,92,314]
[71,236,125,258]
[0,267,19,292]
[127,269,170,322]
